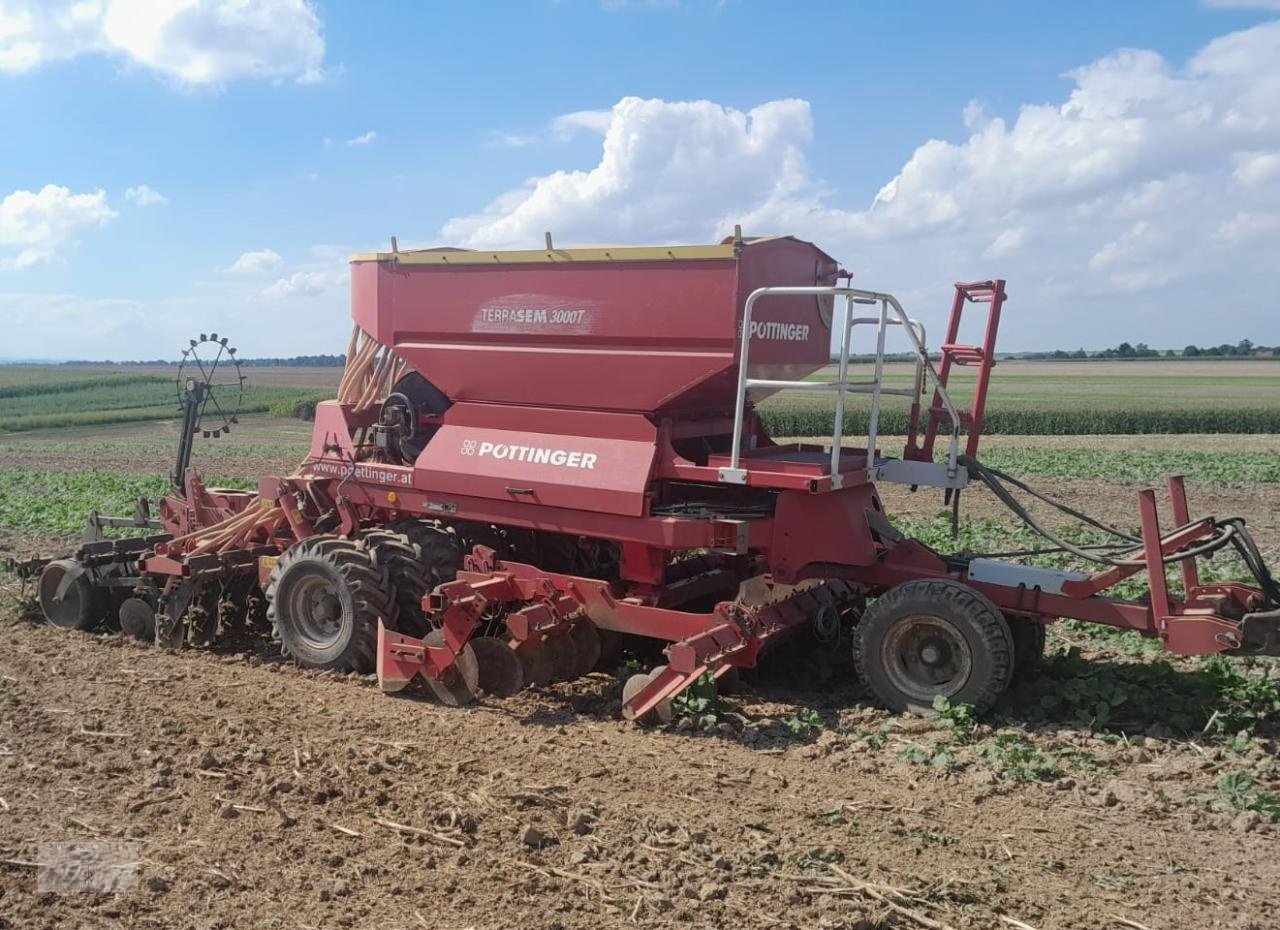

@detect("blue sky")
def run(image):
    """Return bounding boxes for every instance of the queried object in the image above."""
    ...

[2,0,1278,359]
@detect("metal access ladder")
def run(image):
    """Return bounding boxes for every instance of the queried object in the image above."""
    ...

[910,280,1007,463]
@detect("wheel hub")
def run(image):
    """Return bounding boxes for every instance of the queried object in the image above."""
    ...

[882,614,973,703]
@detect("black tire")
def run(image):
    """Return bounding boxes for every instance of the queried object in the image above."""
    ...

[37,559,108,631]
[1007,615,1047,682]
[384,520,462,632]
[265,536,391,672]
[853,579,1014,714]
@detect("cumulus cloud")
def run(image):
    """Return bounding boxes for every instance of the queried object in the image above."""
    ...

[228,248,283,275]
[0,184,117,269]
[344,130,377,146]
[124,184,167,206]
[447,97,813,248]
[0,0,325,86]
[491,107,616,148]
[263,268,345,298]
[443,22,1280,347]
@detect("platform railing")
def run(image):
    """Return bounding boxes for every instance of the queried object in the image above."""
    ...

[720,286,964,489]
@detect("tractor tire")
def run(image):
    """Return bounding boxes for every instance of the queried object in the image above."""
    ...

[1007,615,1047,682]
[383,521,463,633]
[265,536,391,672]
[853,579,1014,715]
[38,559,109,631]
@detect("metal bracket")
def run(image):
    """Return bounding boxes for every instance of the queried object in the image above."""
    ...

[718,467,748,485]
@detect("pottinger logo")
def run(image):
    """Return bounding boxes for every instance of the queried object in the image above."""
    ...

[461,439,598,469]
[749,320,811,342]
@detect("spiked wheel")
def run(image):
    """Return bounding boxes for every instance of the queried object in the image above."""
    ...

[422,629,480,706]
[265,536,390,672]
[176,334,244,438]
[470,636,525,697]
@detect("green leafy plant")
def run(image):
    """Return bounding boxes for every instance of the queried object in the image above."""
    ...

[979,733,1062,782]
[670,672,724,730]
[899,742,961,771]
[932,695,979,741]
[1217,771,1280,822]
[783,707,823,737]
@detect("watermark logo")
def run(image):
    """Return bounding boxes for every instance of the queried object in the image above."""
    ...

[38,842,139,893]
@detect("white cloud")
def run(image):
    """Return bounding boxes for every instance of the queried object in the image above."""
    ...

[263,268,345,298]
[492,108,615,148]
[124,183,167,206]
[0,0,325,86]
[1234,149,1280,185]
[443,22,1280,348]
[1203,0,1280,10]
[0,184,116,269]
[982,228,1026,259]
[446,96,813,248]
[1213,210,1280,244]
[550,109,613,137]
[227,248,283,275]
[344,130,377,146]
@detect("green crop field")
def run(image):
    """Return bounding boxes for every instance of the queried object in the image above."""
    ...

[0,366,333,433]
[760,360,1280,436]
[0,359,1276,437]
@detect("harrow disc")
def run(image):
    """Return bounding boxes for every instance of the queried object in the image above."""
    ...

[469,636,524,697]
[569,620,601,678]
[544,630,579,683]
[118,597,156,641]
[595,628,623,670]
[621,664,674,724]
[423,629,480,706]
[516,638,554,688]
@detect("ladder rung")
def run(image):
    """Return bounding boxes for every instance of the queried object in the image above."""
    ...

[942,343,985,365]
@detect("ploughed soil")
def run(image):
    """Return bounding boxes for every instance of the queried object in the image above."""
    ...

[1,607,1277,930]
[1,429,1278,928]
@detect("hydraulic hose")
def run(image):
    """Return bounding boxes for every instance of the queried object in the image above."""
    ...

[956,456,1276,608]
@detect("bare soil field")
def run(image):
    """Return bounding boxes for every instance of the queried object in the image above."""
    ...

[2,421,1278,929]
[1,608,1277,930]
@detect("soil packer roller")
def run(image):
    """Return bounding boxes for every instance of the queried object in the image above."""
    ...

[25,232,1280,718]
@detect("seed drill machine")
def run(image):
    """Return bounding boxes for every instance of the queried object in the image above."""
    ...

[27,232,1280,718]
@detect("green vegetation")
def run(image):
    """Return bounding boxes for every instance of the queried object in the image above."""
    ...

[975,449,1280,485]
[762,365,1280,436]
[0,469,254,537]
[0,366,329,433]
[1215,771,1280,822]
[783,707,823,737]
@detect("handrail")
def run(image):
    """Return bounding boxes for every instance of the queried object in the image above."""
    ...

[722,285,963,487]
